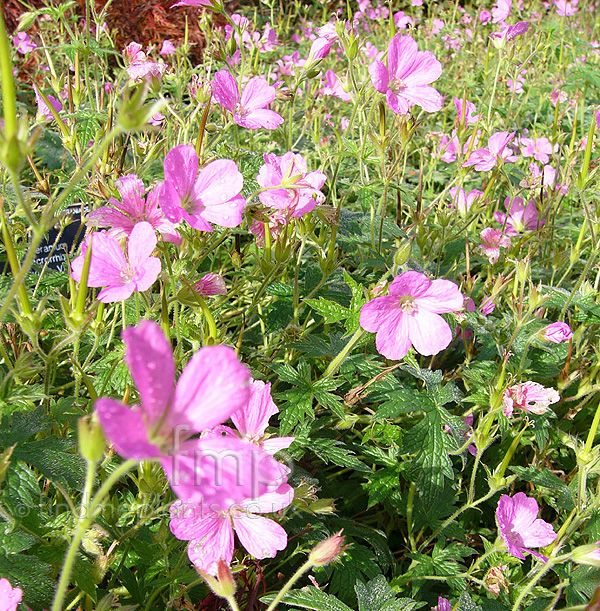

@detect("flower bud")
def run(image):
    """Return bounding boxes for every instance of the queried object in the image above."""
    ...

[485,565,509,594]
[394,240,412,266]
[571,543,600,567]
[308,531,348,566]
[78,415,105,463]
[198,559,236,599]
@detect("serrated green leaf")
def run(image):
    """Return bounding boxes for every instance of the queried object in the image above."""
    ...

[356,575,424,611]
[310,438,370,472]
[261,586,353,611]
[1,406,49,445]
[266,282,294,297]
[304,297,349,324]
[0,553,54,610]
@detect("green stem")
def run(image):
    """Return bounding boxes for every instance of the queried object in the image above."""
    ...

[0,3,17,140]
[511,558,557,611]
[321,328,367,380]
[265,559,313,611]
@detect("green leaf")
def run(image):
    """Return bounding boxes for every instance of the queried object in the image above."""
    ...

[310,438,371,472]
[304,297,349,324]
[261,586,353,611]
[1,406,49,446]
[0,523,36,553]
[355,574,425,611]
[266,282,294,297]
[456,591,482,611]
[0,553,55,610]
[363,465,402,509]
[375,387,434,419]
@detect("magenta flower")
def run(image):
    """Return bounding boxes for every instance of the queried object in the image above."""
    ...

[462,131,517,171]
[369,34,443,115]
[257,152,326,217]
[13,32,37,54]
[479,296,496,315]
[554,0,578,16]
[320,70,351,102]
[502,381,560,417]
[170,486,291,575]
[449,187,483,216]
[123,42,166,82]
[494,196,544,235]
[433,597,452,611]
[34,85,62,121]
[437,132,460,163]
[520,136,557,164]
[160,40,176,55]
[453,97,479,125]
[159,144,246,231]
[193,272,227,296]
[359,271,463,360]
[212,70,283,130]
[496,492,557,560]
[71,222,161,303]
[88,174,180,244]
[0,578,22,611]
[172,0,216,7]
[542,322,573,343]
[492,0,511,23]
[479,227,511,264]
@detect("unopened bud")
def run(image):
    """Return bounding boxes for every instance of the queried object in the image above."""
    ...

[198,560,236,599]
[485,565,509,595]
[78,415,105,463]
[308,531,348,566]
[394,240,411,266]
[571,543,600,568]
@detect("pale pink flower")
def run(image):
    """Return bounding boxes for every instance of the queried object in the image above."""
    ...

[520,136,557,164]
[449,187,483,215]
[506,74,525,94]
[479,228,511,264]
[88,174,180,244]
[453,97,479,125]
[527,163,558,190]
[554,0,578,16]
[0,578,22,611]
[306,37,334,63]
[172,0,217,7]
[170,486,291,575]
[436,132,461,162]
[71,222,161,303]
[542,322,573,343]
[320,70,351,102]
[193,273,227,296]
[123,42,166,82]
[431,19,445,34]
[462,131,517,171]
[13,32,36,54]
[479,10,492,23]
[496,492,557,560]
[494,196,544,235]
[433,597,452,611]
[551,89,568,106]
[212,70,283,130]
[257,152,326,217]
[159,144,246,231]
[394,11,414,29]
[160,40,176,55]
[492,0,512,23]
[359,271,463,360]
[502,381,560,417]
[369,34,443,115]
[479,296,496,315]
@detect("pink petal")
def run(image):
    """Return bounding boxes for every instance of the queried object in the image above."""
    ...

[198,194,246,228]
[262,436,295,454]
[95,398,162,459]
[387,35,418,82]
[97,282,136,303]
[402,51,442,87]
[239,484,294,513]
[127,221,158,269]
[158,180,184,224]
[368,60,389,93]
[172,345,250,431]
[385,91,411,115]
[193,159,244,209]
[388,271,431,298]
[407,309,453,356]
[170,499,219,540]
[234,513,288,559]
[122,320,175,426]
[212,70,239,113]
[87,207,134,234]
[360,295,402,332]
[163,144,199,202]
[520,518,557,548]
[187,516,234,576]
[134,257,162,292]
[417,278,463,313]
[236,108,284,130]
[240,76,276,111]
[376,310,412,360]
[402,85,443,112]
[231,380,278,438]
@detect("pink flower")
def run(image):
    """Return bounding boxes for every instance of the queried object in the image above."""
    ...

[193,273,227,296]
[34,85,62,121]
[369,34,443,115]
[496,492,557,560]
[554,0,578,16]
[494,196,544,235]
[479,296,496,315]
[257,152,326,217]
[0,578,22,611]
[462,131,517,171]
[13,32,36,54]
[433,597,452,611]
[453,97,479,125]
[320,70,351,102]
[171,0,217,7]
[479,10,492,23]
[520,136,557,164]
[479,227,511,264]
[212,70,283,130]
[159,144,246,231]
[88,174,180,244]
[502,381,560,417]
[71,222,161,303]
[449,187,483,215]
[359,271,463,360]
[170,486,291,575]
[123,42,166,82]
[306,37,334,63]
[542,322,573,343]
[160,40,177,55]
[492,0,511,23]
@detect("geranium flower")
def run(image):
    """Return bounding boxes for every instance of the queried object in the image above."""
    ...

[369,34,443,115]
[359,271,463,360]
[449,187,483,216]
[492,0,511,23]
[34,85,62,121]
[170,485,292,575]
[193,273,227,296]
[494,196,544,235]
[520,136,557,164]
[479,227,511,264]
[160,40,176,56]
[496,492,557,560]
[123,42,166,82]
[453,97,479,125]
[320,70,351,101]
[0,578,22,611]
[257,152,326,217]
[88,174,180,244]
[13,32,36,54]
[159,144,246,231]
[554,0,578,16]
[71,222,162,303]
[502,381,560,417]
[212,70,283,130]
[542,322,573,343]
[462,131,517,171]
